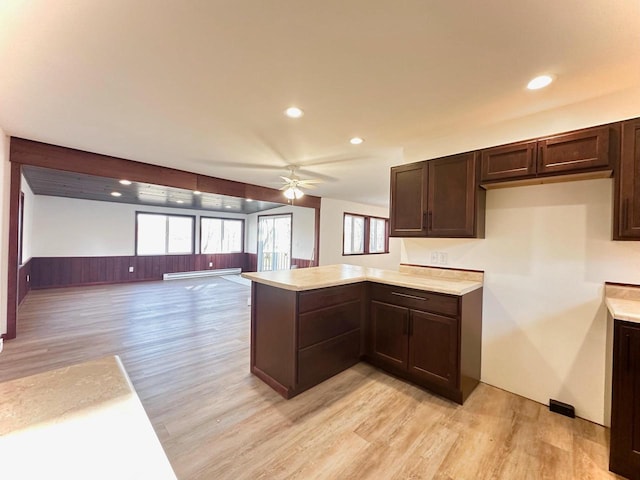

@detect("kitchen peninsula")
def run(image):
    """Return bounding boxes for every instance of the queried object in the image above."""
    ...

[242,264,483,404]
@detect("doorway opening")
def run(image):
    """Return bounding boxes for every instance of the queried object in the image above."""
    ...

[258,214,292,272]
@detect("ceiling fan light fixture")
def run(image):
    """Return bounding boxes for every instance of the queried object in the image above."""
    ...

[350,137,364,145]
[284,106,304,118]
[294,187,304,199]
[284,187,296,199]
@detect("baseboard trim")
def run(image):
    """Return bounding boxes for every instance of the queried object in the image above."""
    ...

[163,268,241,280]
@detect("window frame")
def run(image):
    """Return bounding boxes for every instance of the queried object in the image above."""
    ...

[135,211,196,256]
[342,212,390,256]
[199,216,245,254]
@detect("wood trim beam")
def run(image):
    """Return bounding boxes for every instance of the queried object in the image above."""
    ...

[6,161,21,339]
[10,137,321,209]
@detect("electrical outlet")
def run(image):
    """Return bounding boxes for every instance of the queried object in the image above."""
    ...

[0,337,3,354]
[128,266,134,273]
[430,252,439,264]
[209,262,213,267]
[26,274,30,282]
[438,252,448,265]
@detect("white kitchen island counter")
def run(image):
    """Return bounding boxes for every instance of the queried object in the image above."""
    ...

[0,356,177,480]
[242,263,483,296]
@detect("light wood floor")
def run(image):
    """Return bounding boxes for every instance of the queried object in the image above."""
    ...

[1,278,623,479]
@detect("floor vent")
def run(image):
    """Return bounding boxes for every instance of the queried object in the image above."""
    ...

[163,268,242,281]
[549,399,575,418]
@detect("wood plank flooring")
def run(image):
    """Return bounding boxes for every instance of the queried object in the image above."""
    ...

[0,278,624,479]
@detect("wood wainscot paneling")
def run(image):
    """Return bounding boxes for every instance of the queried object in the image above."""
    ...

[246,253,258,273]
[30,253,248,289]
[291,258,314,269]
[18,258,32,305]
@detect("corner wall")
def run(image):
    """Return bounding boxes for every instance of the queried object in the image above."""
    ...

[401,178,640,425]
[319,197,401,270]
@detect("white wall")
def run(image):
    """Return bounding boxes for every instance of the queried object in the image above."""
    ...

[319,197,401,270]
[32,195,246,257]
[401,178,640,425]
[20,175,35,263]
[0,129,9,335]
[245,205,316,260]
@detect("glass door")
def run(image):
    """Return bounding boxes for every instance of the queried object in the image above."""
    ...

[258,214,292,272]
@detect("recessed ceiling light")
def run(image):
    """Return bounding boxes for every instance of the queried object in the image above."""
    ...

[176,200,184,204]
[225,205,232,209]
[350,137,364,145]
[285,106,304,118]
[119,179,132,185]
[193,190,201,195]
[111,192,122,197]
[246,198,253,202]
[527,75,553,90]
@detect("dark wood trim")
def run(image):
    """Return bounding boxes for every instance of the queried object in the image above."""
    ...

[29,253,248,289]
[6,162,21,339]
[18,192,24,265]
[605,281,640,289]
[10,137,321,209]
[314,207,321,267]
[199,216,245,254]
[343,212,390,255]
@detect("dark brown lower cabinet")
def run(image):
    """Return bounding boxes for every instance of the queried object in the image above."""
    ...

[250,280,483,404]
[366,283,482,404]
[610,320,640,480]
[251,282,364,399]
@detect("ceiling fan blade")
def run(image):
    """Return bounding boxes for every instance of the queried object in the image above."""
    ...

[279,185,290,191]
[279,176,294,183]
[298,183,317,190]
[297,179,323,184]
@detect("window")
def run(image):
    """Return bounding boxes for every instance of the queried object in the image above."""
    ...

[201,217,244,253]
[343,213,389,255]
[136,212,195,255]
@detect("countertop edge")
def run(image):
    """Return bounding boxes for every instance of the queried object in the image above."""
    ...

[605,297,640,324]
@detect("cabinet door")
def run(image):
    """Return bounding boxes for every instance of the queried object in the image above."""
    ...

[616,119,640,239]
[610,322,640,480]
[480,140,537,182]
[427,152,481,238]
[537,125,612,175]
[408,310,458,389]
[369,300,408,370]
[389,162,428,237]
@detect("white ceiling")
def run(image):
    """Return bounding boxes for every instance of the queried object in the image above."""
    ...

[1,1,639,207]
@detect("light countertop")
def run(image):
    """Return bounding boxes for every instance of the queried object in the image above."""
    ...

[605,283,640,324]
[0,356,177,480]
[242,264,483,296]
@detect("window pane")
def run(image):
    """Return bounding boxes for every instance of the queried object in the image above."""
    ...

[201,218,223,253]
[369,218,387,253]
[137,214,167,255]
[344,214,365,254]
[167,216,193,254]
[223,220,243,253]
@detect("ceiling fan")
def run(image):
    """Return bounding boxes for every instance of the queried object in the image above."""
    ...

[279,166,322,200]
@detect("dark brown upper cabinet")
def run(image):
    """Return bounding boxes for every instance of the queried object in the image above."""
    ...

[427,152,485,238]
[390,153,485,238]
[480,140,537,182]
[480,124,617,185]
[389,161,428,237]
[537,125,613,175]
[615,118,640,240]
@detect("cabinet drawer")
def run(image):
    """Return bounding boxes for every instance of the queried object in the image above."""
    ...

[297,330,360,388]
[369,283,458,317]
[480,140,537,182]
[298,300,361,349]
[298,284,363,314]
[538,125,612,175]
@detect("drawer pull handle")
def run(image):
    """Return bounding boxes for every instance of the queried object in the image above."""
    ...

[391,292,428,301]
